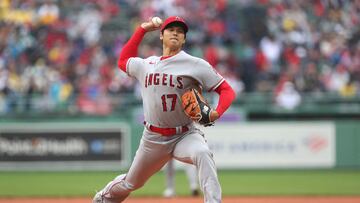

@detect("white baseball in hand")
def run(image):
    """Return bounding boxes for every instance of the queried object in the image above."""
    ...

[151,17,163,27]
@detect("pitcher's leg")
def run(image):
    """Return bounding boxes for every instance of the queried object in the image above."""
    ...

[173,131,221,203]
[94,138,171,202]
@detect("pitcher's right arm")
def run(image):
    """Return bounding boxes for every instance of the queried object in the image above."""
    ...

[117,18,162,72]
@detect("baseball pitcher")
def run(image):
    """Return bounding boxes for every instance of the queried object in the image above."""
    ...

[93,16,236,203]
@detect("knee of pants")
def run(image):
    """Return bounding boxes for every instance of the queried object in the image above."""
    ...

[191,147,213,163]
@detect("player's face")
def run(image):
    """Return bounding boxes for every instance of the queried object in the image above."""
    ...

[161,26,186,50]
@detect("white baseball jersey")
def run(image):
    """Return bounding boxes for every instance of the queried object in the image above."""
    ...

[126,50,224,128]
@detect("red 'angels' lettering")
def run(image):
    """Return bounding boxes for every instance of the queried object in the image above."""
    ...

[145,73,183,89]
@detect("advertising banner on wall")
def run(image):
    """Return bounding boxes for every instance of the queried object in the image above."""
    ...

[0,122,130,171]
[200,122,335,169]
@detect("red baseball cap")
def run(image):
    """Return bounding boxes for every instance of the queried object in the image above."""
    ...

[160,16,188,33]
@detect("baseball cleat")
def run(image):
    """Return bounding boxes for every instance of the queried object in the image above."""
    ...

[92,191,104,203]
[92,191,118,203]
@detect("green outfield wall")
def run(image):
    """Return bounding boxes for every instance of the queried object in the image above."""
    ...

[336,121,360,168]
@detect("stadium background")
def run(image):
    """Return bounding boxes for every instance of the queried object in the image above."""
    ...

[0,0,359,202]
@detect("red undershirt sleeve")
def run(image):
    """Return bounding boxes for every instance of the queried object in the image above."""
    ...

[214,80,236,117]
[117,27,147,72]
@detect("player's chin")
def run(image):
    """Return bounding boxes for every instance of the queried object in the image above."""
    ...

[169,40,179,46]
[168,43,182,50]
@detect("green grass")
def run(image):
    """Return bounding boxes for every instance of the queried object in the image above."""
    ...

[0,170,359,197]
[218,170,360,196]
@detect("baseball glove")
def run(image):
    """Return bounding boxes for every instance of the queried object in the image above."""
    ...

[181,88,214,127]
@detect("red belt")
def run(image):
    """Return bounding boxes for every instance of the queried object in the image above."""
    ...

[143,121,189,136]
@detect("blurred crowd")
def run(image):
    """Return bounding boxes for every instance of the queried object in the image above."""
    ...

[0,0,359,114]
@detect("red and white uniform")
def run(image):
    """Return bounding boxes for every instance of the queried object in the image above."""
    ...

[127,51,224,127]
[94,17,235,203]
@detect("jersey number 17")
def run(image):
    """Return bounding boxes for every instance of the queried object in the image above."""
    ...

[161,94,177,112]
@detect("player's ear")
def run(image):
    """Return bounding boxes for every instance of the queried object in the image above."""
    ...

[160,32,163,40]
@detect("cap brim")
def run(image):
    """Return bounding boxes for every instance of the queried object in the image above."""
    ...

[161,21,188,33]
